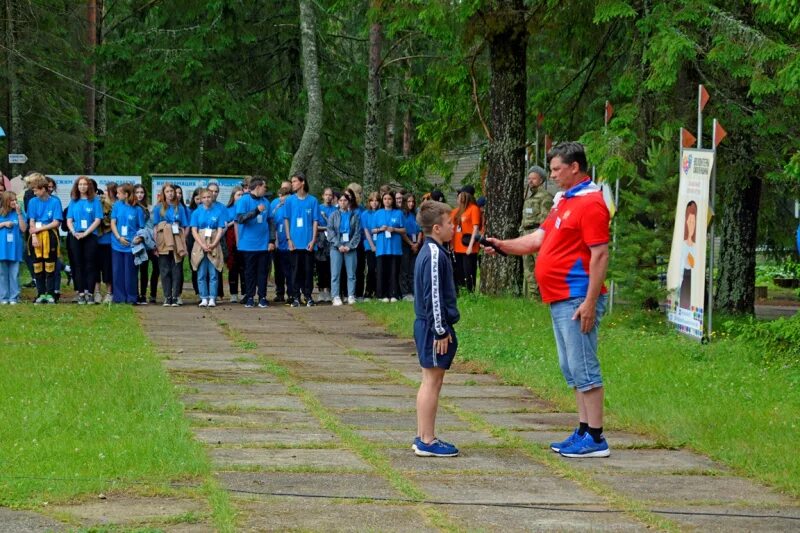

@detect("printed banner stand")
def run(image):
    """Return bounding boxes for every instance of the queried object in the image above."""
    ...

[151,175,244,207]
[666,149,715,341]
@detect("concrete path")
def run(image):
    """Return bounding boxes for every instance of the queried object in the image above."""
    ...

[134,300,799,532]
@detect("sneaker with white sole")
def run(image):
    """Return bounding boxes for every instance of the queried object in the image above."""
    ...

[414,437,459,457]
[229,294,238,303]
[332,296,343,306]
[558,432,610,458]
[390,297,398,303]
[94,292,102,304]
[103,293,113,304]
[347,296,356,305]
[208,299,216,307]
[550,428,581,453]
[199,299,208,307]
[381,298,390,303]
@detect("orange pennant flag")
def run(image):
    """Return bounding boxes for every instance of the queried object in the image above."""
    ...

[605,101,614,124]
[681,128,697,149]
[714,122,727,148]
[699,85,710,111]
[537,112,544,127]
[544,134,553,153]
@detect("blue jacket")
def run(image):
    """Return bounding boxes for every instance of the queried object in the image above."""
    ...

[414,237,460,339]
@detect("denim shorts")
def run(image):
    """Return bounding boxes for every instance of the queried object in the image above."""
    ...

[549,295,606,392]
[414,318,458,369]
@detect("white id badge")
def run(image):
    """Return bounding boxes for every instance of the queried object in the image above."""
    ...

[342,232,349,242]
[80,220,88,229]
[171,223,180,235]
[6,233,14,243]
[204,228,212,238]
[525,207,533,214]
[412,234,418,243]
[256,214,263,224]
[121,225,128,237]
[384,230,391,239]
[456,225,462,233]
[35,221,43,229]
[296,217,304,228]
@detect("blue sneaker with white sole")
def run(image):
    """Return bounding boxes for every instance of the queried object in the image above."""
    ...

[550,428,581,453]
[558,432,610,458]
[414,438,459,457]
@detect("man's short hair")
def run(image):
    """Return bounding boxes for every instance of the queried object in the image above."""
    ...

[26,173,48,190]
[417,200,451,235]
[527,165,547,179]
[547,141,588,173]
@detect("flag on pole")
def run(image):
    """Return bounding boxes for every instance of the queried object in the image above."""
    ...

[544,134,553,154]
[681,128,697,149]
[699,85,710,111]
[714,122,727,148]
[604,101,614,125]
[537,112,544,127]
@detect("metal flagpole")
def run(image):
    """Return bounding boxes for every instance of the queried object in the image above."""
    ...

[606,101,618,313]
[697,85,704,149]
[707,120,719,339]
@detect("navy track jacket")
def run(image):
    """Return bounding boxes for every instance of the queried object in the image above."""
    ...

[414,237,460,340]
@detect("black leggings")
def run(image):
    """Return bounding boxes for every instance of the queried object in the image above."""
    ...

[454,252,478,293]
[365,250,377,297]
[69,233,99,294]
[376,254,400,299]
[291,249,314,300]
[228,251,244,296]
[28,229,60,296]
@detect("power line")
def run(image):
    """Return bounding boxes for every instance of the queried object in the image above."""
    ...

[0,42,147,113]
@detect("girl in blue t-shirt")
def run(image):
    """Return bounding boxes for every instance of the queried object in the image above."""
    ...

[284,173,320,306]
[362,192,380,299]
[26,174,63,303]
[315,187,337,302]
[134,184,158,304]
[224,187,244,302]
[0,191,27,304]
[191,188,225,307]
[66,176,103,304]
[400,193,420,300]
[153,183,189,306]
[371,191,406,301]
[110,184,146,304]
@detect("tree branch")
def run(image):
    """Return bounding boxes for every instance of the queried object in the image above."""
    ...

[468,44,492,142]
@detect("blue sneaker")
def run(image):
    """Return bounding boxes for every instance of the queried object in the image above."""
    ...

[412,436,423,451]
[258,298,268,308]
[550,428,581,453]
[559,432,610,458]
[414,438,459,457]
[244,298,254,308]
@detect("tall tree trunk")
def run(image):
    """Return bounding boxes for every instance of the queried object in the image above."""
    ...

[480,0,528,295]
[402,62,412,157]
[6,0,24,177]
[85,0,97,173]
[363,12,382,192]
[95,0,106,169]
[290,0,323,183]
[385,76,398,155]
[716,139,760,314]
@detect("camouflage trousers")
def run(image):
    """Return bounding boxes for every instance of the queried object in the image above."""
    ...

[521,228,539,299]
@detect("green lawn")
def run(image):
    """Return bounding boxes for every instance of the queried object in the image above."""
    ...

[358,295,800,499]
[0,305,210,507]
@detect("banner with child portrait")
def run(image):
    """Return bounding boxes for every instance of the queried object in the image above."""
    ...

[666,148,715,340]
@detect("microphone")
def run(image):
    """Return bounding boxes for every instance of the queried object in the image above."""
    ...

[461,232,507,256]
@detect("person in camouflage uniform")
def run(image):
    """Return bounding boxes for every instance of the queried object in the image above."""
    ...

[519,165,554,298]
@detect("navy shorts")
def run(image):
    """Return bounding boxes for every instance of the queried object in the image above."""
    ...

[414,318,458,369]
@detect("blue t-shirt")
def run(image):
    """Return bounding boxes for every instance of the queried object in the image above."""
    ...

[212,201,229,225]
[28,196,63,227]
[0,211,24,261]
[111,202,146,252]
[339,210,353,235]
[191,205,226,231]
[152,203,189,227]
[318,204,337,228]
[284,194,319,250]
[360,208,376,250]
[373,208,403,256]
[235,193,271,252]
[270,198,289,251]
[404,210,420,244]
[67,198,103,236]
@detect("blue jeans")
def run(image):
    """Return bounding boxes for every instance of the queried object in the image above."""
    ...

[0,260,20,302]
[197,257,218,299]
[111,250,138,303]
[550,295,607,392]
[330,248,356,298]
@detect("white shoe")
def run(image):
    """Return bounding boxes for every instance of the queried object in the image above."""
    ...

[177,297,183,305]
[199,299,208,307]
[321,290,331,302]
[403,294,415,302]
[208,299,216,307]
[381,298,390,303]
[230,294,239,303]
[390,297,398,303]
[332,296,343,306]
[347,296,356,305]
[103,293,113,304]
[94,292,102,304]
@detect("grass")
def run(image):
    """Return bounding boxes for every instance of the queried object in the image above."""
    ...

[357,295,800,500]
[0,305,210,508]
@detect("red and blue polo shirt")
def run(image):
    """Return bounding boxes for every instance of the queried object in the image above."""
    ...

[535,179,609,303]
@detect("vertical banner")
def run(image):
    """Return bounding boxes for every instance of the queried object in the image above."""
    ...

[666,148,715,340]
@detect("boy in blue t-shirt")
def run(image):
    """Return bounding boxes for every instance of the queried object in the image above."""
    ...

[26,174,64,303]
[283,172,319,307]
[270,183,294,303]
[412,201,460,457]
[235,177,274,308]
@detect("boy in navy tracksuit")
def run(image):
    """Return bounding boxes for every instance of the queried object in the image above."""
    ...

[412,200,460,457]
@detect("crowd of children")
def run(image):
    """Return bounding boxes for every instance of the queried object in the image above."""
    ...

[0,172,485,306]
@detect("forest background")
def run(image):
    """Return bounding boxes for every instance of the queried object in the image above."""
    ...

[2,0,800,313]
